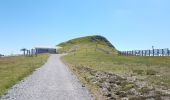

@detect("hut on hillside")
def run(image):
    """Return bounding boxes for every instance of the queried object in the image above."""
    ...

[35,46,56,54]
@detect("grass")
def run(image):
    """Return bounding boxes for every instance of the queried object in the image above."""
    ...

[0,54,49,97]
[61,47,170,86]
[58,35,170,99]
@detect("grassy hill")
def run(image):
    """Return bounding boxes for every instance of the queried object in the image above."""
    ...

[58,35,117,54]
[58,35,170,100]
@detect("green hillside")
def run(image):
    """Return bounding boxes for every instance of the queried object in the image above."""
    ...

[58,35,170,100]
[57,35,117,54]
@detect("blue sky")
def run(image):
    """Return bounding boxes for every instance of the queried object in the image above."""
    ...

[0,0,170,55]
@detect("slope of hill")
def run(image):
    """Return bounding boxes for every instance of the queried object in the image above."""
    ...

[58,35,170,100]
[57,35,117,54]
[59,35,115,48]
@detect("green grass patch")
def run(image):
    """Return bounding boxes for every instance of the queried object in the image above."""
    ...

[0,54,49,97]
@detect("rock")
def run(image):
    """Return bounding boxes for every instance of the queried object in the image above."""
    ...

[89,71,170,99]
[161,96,170,100]
[135,81,146,89]
[147,91,155,97]
[109,76,118,83]
[107,93,112,97]
[145,98,155,100]
[165,89,170,95]
[102,82,111,90]
[116,91,127,97]
[115,81,121,85]
[127,88,140,96]
[121,97,129,100]
[127,76,136,83]
[102,87,110,96]
[107,96,116,100]
[98,83,103,88]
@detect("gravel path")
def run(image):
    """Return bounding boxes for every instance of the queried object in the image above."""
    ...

[1,54,93,100]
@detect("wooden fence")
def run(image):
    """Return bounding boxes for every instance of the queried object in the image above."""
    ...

[118,48,170,56]
[22,49,37,56]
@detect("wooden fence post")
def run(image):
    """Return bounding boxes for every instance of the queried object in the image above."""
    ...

[135,51,137,56]
[31,49,33,56]
[145,50,147,56]
[162,49,164,56]
[142,50,143,56]
[157,49,159,56]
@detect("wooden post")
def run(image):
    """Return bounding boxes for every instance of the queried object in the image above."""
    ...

[35,49,37,55]
[119,51,122,56]
[162,49,164,56]
[135,51,137,56]
[157,49,159,56]
[26,50,28,56]
[119,51,121,56]
[142,50,143,56]
[31,49,32,56]
[145,50,147,56]
[149,50,151,56]
[29,50,31,56]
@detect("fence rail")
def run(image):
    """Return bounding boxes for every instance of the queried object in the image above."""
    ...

[118,48,170,56]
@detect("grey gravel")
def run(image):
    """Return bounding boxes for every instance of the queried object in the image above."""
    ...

[1,54,93,100]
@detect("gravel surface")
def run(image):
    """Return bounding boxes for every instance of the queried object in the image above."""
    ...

[1,54,93,100]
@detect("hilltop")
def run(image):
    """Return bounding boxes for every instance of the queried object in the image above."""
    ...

[59,35,115,48]
[57,35,117,54]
